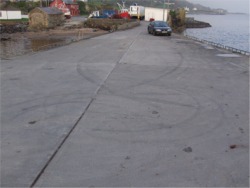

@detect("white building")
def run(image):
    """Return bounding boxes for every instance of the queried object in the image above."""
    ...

[184,6,190,12]
[145,7,169,22]
[0,7,22,20]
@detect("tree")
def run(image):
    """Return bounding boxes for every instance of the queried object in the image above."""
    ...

[77,1,88,15]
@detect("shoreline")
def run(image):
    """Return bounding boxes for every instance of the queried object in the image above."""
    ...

[184,14,249,55]
[1,21,248,59]
[183,34,250,56]
[0,28,109,59]
[0,19,140,59]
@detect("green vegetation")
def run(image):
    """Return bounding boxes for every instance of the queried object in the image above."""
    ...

[84,18,133,31]
[0,18,28,22]
[77,1,88,15]
[84,0,116,12]
[0,18,29,24]
[168,9,186,33]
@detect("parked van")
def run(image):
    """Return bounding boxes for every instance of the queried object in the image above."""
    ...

[129,3,145,20]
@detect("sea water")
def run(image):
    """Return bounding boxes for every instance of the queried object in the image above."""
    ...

[183,14,250,53]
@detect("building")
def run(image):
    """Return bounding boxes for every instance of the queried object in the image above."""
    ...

[0,5,22,20]
[29,7,64,29]
[50,0,71,18]
[145,7,169,22]
[50,0,79,17]
[184,6,190,13]
[64,0,79,16]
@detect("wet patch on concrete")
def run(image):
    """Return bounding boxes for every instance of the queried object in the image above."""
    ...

[229,144,248,150]
[42,67,55,70]
[238,127,244,134]
[183,147,193,153]
[9,77,20,81]
[28,121,37,125]
[152,111,159,114]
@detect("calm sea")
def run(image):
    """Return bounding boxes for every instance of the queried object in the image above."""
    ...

[183,14,250,53]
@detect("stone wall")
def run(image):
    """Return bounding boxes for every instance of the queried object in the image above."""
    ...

[47,14,64,28]
[29,12,45,29]
[29,8,64,29]
[84,19,139,31]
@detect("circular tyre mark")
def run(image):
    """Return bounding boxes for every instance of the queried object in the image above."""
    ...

[83,86,223,142]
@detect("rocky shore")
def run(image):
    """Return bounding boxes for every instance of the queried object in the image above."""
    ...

[185,17,211,28]
[0,18,140,59]
[0,27,108,59]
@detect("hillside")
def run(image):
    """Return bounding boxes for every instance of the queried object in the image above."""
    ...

[90,0,213,10]
[99,0,227,14]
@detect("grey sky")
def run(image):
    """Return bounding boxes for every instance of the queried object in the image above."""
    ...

[186,0,249,13]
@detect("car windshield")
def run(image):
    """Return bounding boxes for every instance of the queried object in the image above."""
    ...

[154,22,168,27]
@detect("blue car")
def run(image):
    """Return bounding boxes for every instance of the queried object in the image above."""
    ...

[148,21,172,36]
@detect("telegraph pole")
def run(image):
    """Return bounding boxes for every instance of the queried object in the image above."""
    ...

[163,0,166,21]
[167,0,169,22]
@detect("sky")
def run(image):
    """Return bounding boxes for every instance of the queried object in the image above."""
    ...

[186,0,249,13]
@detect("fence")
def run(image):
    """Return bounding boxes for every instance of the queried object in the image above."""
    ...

[184,35,250,56]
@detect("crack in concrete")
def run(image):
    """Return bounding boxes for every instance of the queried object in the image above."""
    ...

[30,30,142,188]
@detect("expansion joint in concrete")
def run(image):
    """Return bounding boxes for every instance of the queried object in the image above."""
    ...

[30,31,142,188]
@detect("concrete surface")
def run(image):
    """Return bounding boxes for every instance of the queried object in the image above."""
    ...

[63,16,85,28]
[1,21,249,187]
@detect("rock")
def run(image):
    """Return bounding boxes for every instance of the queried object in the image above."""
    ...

[1,34,11,41]
[185,20,211,28]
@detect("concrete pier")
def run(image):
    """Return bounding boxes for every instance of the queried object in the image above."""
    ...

[1,21,249,187]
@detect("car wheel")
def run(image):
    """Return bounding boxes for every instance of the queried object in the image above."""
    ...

[168,33,172,36]
[148,29,151,34]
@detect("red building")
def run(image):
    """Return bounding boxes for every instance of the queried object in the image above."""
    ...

[65,0,80,16]
[50,0,79,17]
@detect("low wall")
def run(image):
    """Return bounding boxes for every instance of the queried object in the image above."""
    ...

[117,20,140,30]
[84,19,140,31]
[185,35,249,56]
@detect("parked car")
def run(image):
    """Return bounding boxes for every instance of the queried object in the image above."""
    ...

[148,21,172,36]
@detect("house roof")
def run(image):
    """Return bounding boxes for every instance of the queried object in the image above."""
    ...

[35,7,63,15]
[64,0,78,5]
